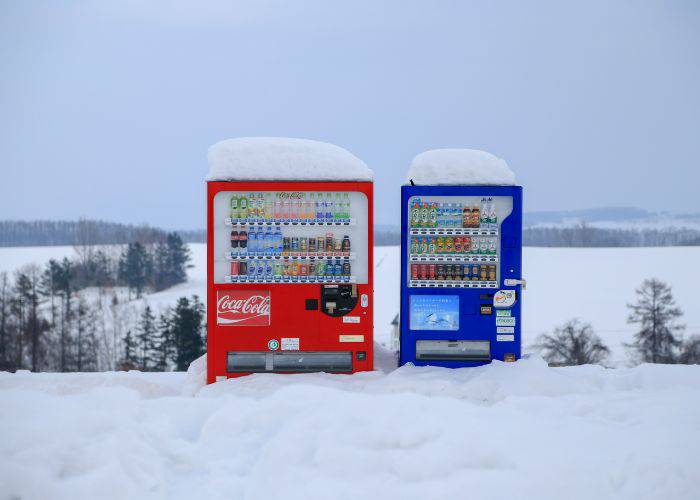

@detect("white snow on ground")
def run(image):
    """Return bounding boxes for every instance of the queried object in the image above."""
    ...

[206,137,374,182]
[407,149,516,185]
[1,358,699,500]
[2,244,698,366]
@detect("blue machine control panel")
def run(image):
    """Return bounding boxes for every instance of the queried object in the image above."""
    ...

[399,185,523,367]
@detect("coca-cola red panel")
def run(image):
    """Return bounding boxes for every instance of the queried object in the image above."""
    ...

[217,290,271,326]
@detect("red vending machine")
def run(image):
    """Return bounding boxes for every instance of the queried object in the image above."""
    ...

[206,138,374,382]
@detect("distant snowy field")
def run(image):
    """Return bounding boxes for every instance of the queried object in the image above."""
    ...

[3,244,697,366]
[2,357,699,500]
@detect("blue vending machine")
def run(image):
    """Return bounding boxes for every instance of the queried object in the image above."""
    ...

[399,184,524,367]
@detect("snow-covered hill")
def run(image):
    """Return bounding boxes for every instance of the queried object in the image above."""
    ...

[1,357,699,500]
[1,244,698,367]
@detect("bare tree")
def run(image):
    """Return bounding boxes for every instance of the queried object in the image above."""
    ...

[626,278,684,364]
[533,319,610,366]
[679,335,700,365]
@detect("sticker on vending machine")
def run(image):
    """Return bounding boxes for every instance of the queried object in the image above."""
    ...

[493,290,516,308]
[281,338,299,350]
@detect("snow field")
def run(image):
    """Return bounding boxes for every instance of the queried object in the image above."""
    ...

[1,357,699,500]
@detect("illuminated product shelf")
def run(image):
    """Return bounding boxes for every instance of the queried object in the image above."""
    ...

[225,252,355,261]
[409,254,498,263]
[226,218,356,226]
[409,227,497,236]
[408,279,498,289]
[226,275,356,284]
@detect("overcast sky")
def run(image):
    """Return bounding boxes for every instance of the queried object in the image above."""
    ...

[1,0,698,229]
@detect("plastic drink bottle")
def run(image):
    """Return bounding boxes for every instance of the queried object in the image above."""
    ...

[230,194,239,219]
[325,193,333,220]
[239,229,247,255]
[239,194,248,219]
[343,193,350,219]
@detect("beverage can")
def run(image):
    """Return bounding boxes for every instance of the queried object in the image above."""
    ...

[428,237,436,254]
[429,263,436,280]
[299,263,308,276]
[300,237,308,253]
[309,237,317,253]
[436,264,444,280]
[411,264,419,279]
[420,264,428,280]
[230,261,239,276]
[239,261,247,276]
[342,261,351,276]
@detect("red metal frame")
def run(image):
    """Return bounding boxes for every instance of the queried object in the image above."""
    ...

[206,181,374,382]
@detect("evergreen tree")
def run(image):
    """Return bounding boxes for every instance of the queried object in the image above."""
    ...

[153,312,175,371]
[166,232,191,286]
[533,319,609,366]
[626,278,684,364]
[15,266,49,372]
[0,272,12,371]
[135,305,158,371]
[122,329,138,369]
[118,242,151,298]
[55,258,75,372]
[170,296,205,371]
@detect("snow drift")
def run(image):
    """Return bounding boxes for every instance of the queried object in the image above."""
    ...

[1,357,699,500]
[407,149,516,185]
[206,137,374,182]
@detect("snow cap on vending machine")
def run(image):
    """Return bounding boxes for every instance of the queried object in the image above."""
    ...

[206,137,375,383]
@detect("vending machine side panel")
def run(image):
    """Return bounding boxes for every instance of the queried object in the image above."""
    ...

[399,184,523,368]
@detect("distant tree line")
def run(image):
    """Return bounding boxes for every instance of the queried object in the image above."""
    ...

[523,223,700,247]
[0,219,204,247]
[0,262,204,372]
[0,234,197,373]
[533,278,700,366]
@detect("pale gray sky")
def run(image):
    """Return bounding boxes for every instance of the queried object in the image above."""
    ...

[1,0,698,229]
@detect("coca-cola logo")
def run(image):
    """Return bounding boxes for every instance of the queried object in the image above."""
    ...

[276,191,305,200]
[217,290,270,326]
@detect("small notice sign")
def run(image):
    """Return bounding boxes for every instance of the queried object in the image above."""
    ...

[281,338,299,351]
[496,310,512,317]
[496,317,516,327]
[343,316,360,323]
[497,327,515,333]
[497,334,515,342]
[339,335,364,343]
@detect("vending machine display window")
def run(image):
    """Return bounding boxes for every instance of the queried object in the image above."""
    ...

[406,195,512,288]
[213,190,369,285]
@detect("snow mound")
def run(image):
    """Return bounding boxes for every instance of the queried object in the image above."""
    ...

[2,359,699,500]
[206,137,374,182]
[407,148,516,185]
[182,354,207,396]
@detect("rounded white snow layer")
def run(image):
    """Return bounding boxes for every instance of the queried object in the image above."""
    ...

[407,148,516,185]
[206,137,374,182]
[1,358,699,500]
